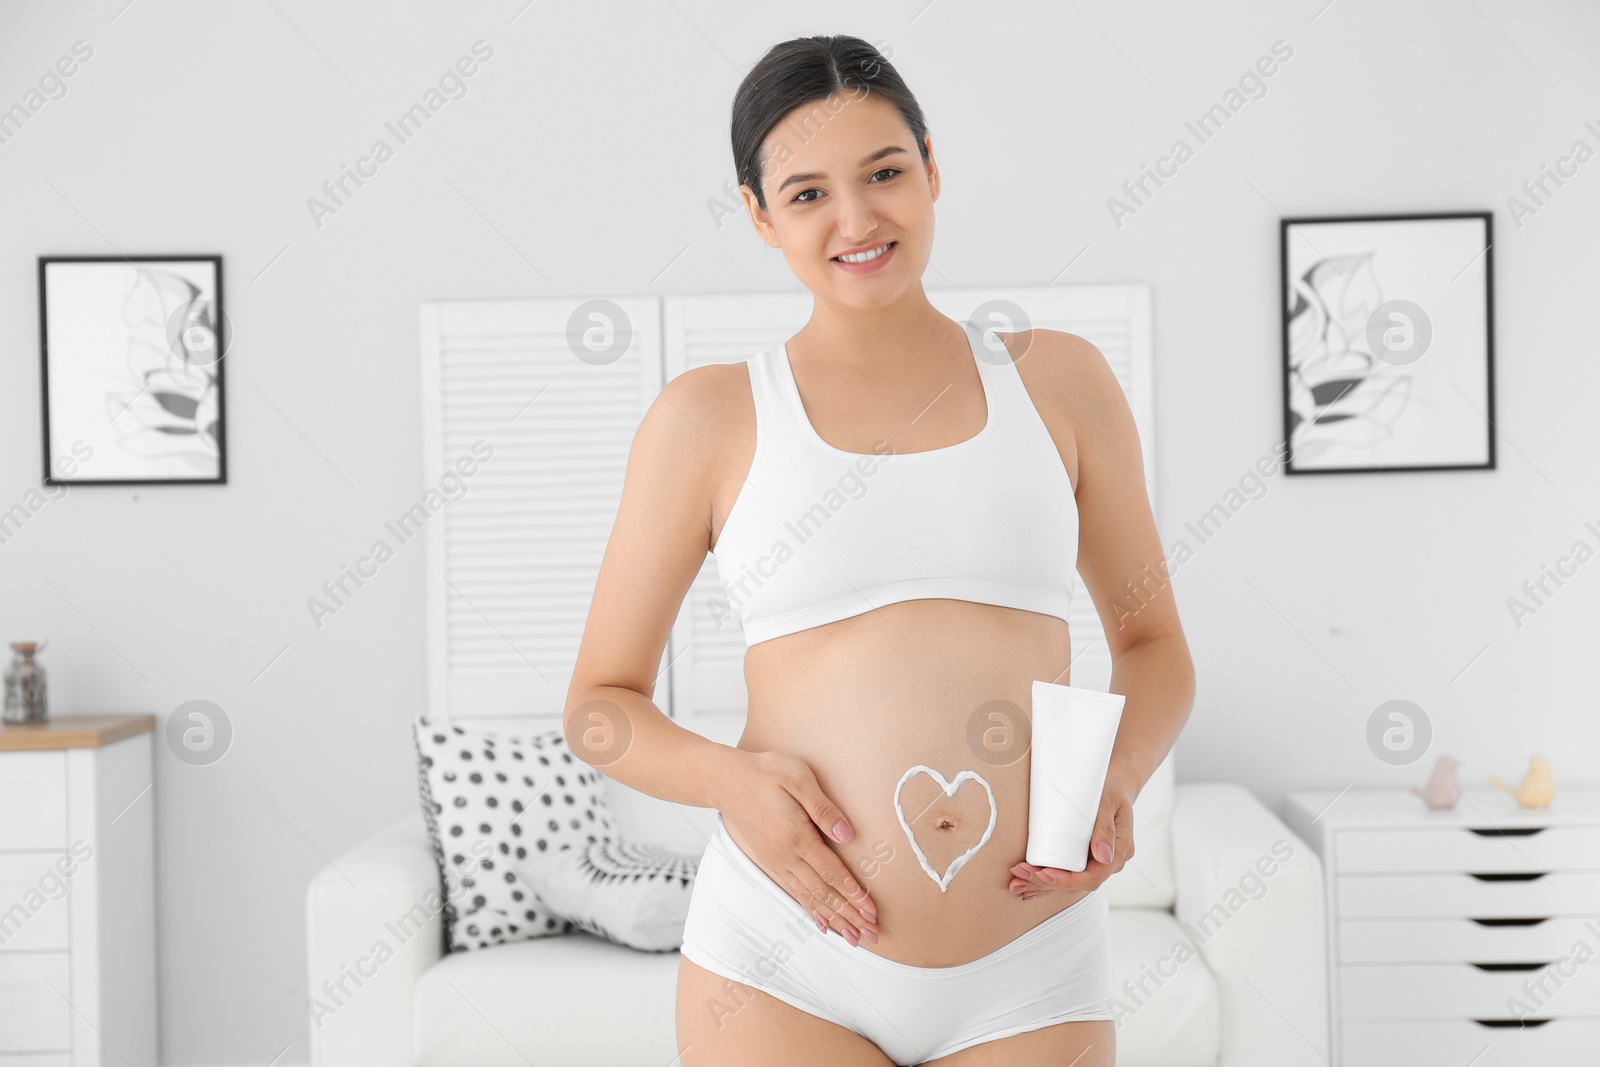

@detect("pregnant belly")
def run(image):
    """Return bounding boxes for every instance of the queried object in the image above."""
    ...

[736,599,1089,968]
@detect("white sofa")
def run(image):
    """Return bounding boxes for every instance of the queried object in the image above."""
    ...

[306,757,1327,1066]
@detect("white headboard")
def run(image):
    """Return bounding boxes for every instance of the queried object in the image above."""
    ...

[418,286,1154,745]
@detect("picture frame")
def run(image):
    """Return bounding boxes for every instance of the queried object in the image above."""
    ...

[39,254,228,486]
[1279,212,1495,475]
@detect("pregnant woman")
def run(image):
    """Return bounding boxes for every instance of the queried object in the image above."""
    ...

[565,34,1193,1067]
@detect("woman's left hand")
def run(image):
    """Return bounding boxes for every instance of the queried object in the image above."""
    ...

[1008,764,1136,899]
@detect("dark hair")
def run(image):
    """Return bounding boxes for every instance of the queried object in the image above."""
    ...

[730,35,930,213]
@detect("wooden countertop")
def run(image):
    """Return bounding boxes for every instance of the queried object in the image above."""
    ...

[0,713,156,751]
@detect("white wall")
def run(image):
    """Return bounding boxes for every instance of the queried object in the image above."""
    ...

[1,0,1596,1062]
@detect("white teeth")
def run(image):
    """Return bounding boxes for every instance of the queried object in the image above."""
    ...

[835,242,893,263]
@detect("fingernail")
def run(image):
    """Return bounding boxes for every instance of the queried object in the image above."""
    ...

[863,928,878,944]
[1023,891,1038,900]
[1038,870,1055,884]
[815,917,826,934]
[832,820,854,843]
[860,907,876,924]
[1094,841,1113,863]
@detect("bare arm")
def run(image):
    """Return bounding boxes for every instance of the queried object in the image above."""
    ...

[1011,329,1194,897]
[562,366,745,807]
[1060,329,1195,801]
[564,363,880,941]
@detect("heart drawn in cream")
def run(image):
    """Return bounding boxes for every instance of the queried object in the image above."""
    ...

[892,765,998,893]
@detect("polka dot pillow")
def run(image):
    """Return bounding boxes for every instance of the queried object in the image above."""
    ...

[412,713,619,953]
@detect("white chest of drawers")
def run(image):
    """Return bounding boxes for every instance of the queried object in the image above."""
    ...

[1286,787,1600,1067]
[0,715,157,1066]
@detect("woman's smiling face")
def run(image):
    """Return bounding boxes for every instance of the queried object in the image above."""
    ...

[742,91,939,310]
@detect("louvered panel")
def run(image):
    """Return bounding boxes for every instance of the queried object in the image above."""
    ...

[420,298,662,723]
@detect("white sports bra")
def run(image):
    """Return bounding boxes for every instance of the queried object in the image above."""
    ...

[710,322,1080,648]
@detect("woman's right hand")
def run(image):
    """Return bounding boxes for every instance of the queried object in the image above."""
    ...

[716,749,881,947]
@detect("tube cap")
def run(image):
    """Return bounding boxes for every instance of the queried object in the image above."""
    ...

[1025,830,1091,873]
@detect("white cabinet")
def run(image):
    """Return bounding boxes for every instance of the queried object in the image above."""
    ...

[1286,787,1600,1067]
[0,715,157,1066]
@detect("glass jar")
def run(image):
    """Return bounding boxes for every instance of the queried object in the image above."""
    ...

[3,641,48,724]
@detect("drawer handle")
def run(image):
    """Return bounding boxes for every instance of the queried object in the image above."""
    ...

[1471,917,1551,927]
[1471,962,1551,972]
[1469,827,1547,838]
[1474,1018,1552,1028]
[1468,872,1547,882]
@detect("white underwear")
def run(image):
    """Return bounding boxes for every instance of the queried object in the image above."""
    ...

[679,812,1113,1065]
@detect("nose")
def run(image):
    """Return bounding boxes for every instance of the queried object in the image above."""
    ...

[832,192,882,245]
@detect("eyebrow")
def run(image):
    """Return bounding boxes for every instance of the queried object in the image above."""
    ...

[774,145,910,195]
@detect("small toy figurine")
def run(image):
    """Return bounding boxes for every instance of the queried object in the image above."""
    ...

[1492,756,1557,809]
[1410,755,1463,811]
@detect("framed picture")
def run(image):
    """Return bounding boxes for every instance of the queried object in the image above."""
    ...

[39,255,228,485]
[1279,212,1494,474]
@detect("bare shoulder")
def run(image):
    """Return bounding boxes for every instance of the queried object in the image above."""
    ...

[990,329,1134,492]
[996,328,1120,405]
[637,359,755,465]
[630,360,756,545]
[994,328,1128,426]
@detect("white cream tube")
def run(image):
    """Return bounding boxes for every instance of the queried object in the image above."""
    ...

[1026,680,1127,872]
